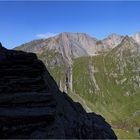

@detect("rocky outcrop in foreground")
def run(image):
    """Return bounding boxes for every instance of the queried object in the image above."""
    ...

[0,43,117,139]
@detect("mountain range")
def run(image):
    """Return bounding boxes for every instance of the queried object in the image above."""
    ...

[15,32,124,61]
[15,32,140,57]
[15,31,140,139]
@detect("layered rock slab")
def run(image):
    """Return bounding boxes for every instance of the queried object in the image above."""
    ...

[0,44,56,138]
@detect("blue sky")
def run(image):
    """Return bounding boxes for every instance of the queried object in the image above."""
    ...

[0,1,140,49]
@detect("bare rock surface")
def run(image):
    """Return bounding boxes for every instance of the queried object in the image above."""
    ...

[15,32,124,63]
[133,32,140,45]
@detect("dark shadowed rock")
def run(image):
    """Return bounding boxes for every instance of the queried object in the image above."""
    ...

[0,43,7,61]
[0,43,117,139]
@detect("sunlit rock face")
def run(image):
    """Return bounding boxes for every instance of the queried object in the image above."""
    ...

[133,32,140,45]
[15,32,124,59]
[102,33,124,49]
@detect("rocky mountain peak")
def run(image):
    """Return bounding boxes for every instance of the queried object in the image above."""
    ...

[0,42,2,48]
[114,35,140,53]
[0,43,8,61]
[0,42,6,51]
[108,33,121,38]
[122,35,132,41]
[58,32,95,38]
[121,35,137,45]
[45,32,98,61]
[102,33,124,49]
[57,32,97,44]
[132,31,140,45]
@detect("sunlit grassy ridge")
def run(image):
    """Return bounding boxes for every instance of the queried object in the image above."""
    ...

[72,46,140,138]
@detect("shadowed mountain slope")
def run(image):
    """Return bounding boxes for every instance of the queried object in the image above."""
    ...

[0,43,117,139]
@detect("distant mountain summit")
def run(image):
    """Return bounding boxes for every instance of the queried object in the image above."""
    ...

[15,32,97,64]
[15,31,140,58]
[133,32,140,45]
[15,32,124,63]
[102,33,124,49]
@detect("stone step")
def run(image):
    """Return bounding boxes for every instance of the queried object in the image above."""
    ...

[5,50,37,60]
[0,92,53,105]
[0,78,45,86]
[0,61,44,69]
[0,59,44,69]
[0,106,55,119]
[0,69,43,78]
[0,60,35,67]
[0,67,43,74]
[0,76,43,84]
[0,107,56,126]
[0,120,53,139]
[0,67,42,71]
[0,84,48,93]
[0,75,42,80]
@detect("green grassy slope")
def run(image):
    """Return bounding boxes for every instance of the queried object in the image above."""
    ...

[72,39,140,138]
[37,48,67,90]
[73,55,140,139]
[36,38,140,139]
